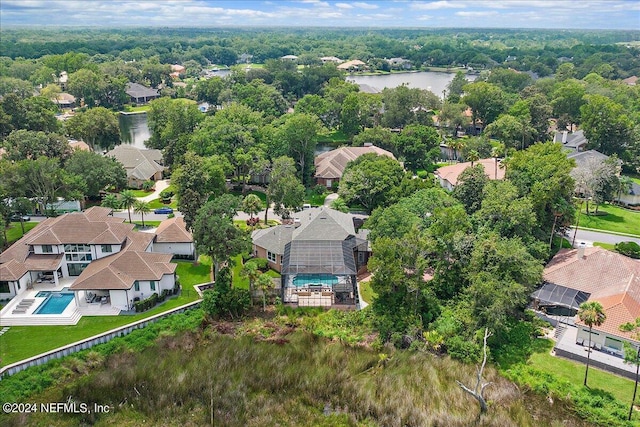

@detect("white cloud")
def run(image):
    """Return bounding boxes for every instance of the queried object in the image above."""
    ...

[455,11,499,17]
[352,2,379,10]
[335,3,353,9]
[410,1,463,10]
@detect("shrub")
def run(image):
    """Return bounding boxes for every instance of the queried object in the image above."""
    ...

[247,257,269,272]
[614,241,640,259]
[159,189,174,201]
[202,267,251,320]
[312,184,327,195]
[142,180,154,191]
[416,170,428,179]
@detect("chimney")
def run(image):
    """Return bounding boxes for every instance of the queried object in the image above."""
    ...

[577,242,586,259]
[562,131,568,144]
[294,217,301,228]
[363,142,373,147]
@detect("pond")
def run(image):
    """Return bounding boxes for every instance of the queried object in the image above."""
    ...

[119,112,151,150]
[347,70,477,98]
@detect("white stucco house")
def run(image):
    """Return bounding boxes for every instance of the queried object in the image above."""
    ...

[153,217,195,259]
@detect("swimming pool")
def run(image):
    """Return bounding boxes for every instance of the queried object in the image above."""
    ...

[34,292,75,314]
[35,287,70,297]
[292,274,338,287]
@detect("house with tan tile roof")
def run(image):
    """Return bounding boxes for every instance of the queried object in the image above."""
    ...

[314,144,396,188]
[153,217,194,259]
[435,158,504,191]
[0,207,191,314]
[532,246,640,354]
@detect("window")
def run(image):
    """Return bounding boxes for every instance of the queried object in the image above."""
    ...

[150,281,156,291]
[101,245,112,253]
[42,245,53,253]
[0,281,10,293]
[267,251,277,262]
[134,281,140,291]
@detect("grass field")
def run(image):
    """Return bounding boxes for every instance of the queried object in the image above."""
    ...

[594,242,616,250]
[528,339,635,404]
[5,221,38,245]
[576,203,640,236]
[305,188,328,206]
[230,189,267,203]
[129,189,153,197]
[0,260,210,367]
[147,198,178,209]
[359,280,377,305]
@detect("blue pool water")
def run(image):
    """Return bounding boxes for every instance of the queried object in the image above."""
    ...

[292,274,338,287]
[34,292,75,314]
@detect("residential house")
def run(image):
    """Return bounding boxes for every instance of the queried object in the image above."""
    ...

[554,130,588,153]
[622,76,637,86]
[532,246,640,357]
[153,217,195,259]
[52,93,76,109]
[320,56,343,64]
[337,60,366,72]
[435,158,504,191]
[125,82,160,105]
[281,55,298,62]
[387,57,412,70]
[314,144,396,188]
[55,71,68,91]
[170,64,186,79]
[237,53,253,64]
[619,181,640,206]
[252,207,370,308]
[0,207,191,316]
[106,145,165,189]
[68,139,91,152]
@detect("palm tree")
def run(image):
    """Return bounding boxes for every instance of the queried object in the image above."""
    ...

[467,150,480,167]
[578,301,606,386]
[119,190,137,224]
[133,200,151,228]
[241,194,263,223]
[101,193,121,216]
[255,273,274,312]
[240,261,261,295]
[490,143,505,180]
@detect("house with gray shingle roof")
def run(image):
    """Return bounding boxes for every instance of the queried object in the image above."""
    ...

[314,144,395,188]
[106,145,165,189]
[125,82,159,104]
[252,207,370,308]
[554,129,588,153]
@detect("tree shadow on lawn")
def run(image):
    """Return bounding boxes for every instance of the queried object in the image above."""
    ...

[583,210,625,224]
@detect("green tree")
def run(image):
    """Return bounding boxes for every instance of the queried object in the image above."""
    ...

[338,153,404,213]
[551,79,586,130]
[64,107,120,151]
[453,165,489,214]
[352,126,394,150]
[101,193,121,214]
[65,150,127,197]
[620,318,640,421]
[392,124,440,171]
[577,301,606,387]
[462,82,506,130]
[3,130,70,162]
[193,194,251,281]
[10,197,33,235]
[277,113,323,185]
[483,114,535,150]
[267,156,305,220]
[475,180,536,240]
[580,95,633,157]
[172,153,228,230]
[67,68,101,107]
[330,197,349,213]
[255,273,274,312]
[133,200,151,228]
[446,71,468,103]
[119,190,136,224]
[241,260,261,295]
[242,194,263,222]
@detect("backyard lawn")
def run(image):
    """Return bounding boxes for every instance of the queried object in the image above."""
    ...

[359,280,377,305]
[576,203,640,236]
[528,339,635,404]
[305,188,328,206]
[5,222,38,245]
[0,260,210,367]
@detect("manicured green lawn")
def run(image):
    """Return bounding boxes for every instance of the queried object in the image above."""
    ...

[129,189,153,197]
[133,220,162,228]
[6,222,38,245]
[317,130,349,144]
[230,189,267,203]
[528,339,635,404]
[305,189,328,206]
[359,280,377,305]
[593,242,616,250]
[576,203,640,236]
[0,260,210,367]
[147,198,178,209]
[123,105,150,113]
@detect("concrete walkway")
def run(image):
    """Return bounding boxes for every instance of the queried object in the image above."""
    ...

[324,192,339,207]
[137,180,170,202]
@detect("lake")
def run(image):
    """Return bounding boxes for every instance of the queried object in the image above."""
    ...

[347,71,477,97]
[117,71,475,150]
[119,112,151,150]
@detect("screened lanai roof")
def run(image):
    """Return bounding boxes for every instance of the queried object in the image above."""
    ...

[532,282,590,309]
[281,239,357,276]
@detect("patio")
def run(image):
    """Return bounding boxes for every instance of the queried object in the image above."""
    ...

[554,324,639,380]
[0,278,119,326]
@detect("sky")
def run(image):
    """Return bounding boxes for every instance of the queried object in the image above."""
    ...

[1,0,639,30]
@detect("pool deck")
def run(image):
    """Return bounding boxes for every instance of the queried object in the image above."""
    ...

[0,278,120,326]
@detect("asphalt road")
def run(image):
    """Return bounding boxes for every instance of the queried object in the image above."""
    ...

[567,227,640,247]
